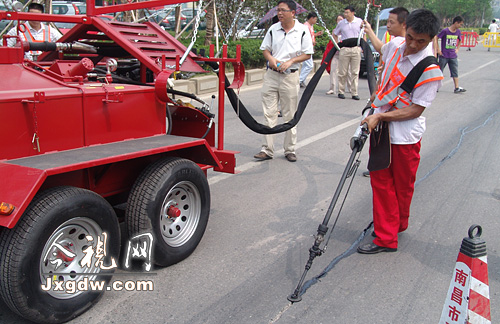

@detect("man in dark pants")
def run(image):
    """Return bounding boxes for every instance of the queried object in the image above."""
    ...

[434,16,466,93]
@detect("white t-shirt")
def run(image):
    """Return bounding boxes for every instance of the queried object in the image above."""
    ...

[260,20,314,70]
[488,22,499,33]
[375,37,442,144]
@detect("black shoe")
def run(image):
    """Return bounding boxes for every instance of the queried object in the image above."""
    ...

[285,153,297,162]
[357,243,397,254]
[352,95,360,100]
[338,94,345,99]
[362,171,370,177]
[371,231,377,238]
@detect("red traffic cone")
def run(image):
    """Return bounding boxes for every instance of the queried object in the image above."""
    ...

[439,225,490,324]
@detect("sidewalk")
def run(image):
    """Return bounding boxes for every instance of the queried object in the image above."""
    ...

[171,60,324,97]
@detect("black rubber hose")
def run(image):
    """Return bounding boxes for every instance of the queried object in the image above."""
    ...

[217,38,376,135]
[28,41,57,51]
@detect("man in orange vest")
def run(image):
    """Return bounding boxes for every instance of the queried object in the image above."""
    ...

[6,1,62,61]
[357,9,444,254]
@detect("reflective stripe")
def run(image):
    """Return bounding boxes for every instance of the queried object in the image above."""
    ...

[372,42,443,110]
[21,23,50,42]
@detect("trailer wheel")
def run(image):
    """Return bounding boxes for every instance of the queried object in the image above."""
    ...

[0,186,120,324]
[126,157,210,267]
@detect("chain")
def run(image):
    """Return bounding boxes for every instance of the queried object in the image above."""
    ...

[190,0,203,46]
[307,0,340,51]
[224,0,245,42]
[32,96,40,152]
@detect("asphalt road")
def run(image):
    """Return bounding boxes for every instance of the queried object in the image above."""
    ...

[1,47,499,324]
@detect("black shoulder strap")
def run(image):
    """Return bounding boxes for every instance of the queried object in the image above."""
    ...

[400,56,438,94]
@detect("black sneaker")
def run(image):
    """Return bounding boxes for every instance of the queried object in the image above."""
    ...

[352,95,360,100]
[338,94,345,99]
[454,87,466,93]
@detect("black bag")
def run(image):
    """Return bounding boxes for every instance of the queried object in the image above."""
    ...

[367,121,391,171]
[367,56,438,172]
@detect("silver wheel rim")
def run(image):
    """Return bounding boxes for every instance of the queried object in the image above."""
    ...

[39,217,103,299]
[159,180,201,247]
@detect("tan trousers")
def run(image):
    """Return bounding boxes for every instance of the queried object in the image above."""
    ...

[338,47,361,96]
[260,69,299,157]
[328,53,352,93]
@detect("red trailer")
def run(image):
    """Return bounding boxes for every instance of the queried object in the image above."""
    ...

[0,1,242,322]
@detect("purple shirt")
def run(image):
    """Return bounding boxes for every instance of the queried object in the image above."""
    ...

[437,28,461,59]
[334,17,363,40]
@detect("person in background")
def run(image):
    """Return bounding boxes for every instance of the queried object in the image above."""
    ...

[6,1,62,61]
[253,0,313,163]
[324,15,349,95]
[361,7,409,177]
[434,16,466,93]
[487,19,499,51]
[299,12,323,88]
[333,5,364,100]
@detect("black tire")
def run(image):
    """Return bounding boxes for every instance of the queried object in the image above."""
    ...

[0,186,120,324]
[126,157,210,267]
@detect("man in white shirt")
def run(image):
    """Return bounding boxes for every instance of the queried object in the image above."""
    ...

[357,9,443,254]
[333,5,364,100]
[253,0,313,163]
[6,2,62,61]
[487,19,499,51]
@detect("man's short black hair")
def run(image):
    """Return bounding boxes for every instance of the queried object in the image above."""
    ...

[493,19,497,23]
[405,9,440,38]
[307,12,317,20]
[344,5,356,13]
[453,16,464,24]
[389,7,409,25]
[278,0,296,12]
[28,2,44,12]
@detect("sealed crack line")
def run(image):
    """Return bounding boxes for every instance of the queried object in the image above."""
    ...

[416,110,498,186]
[269,302,293,324]
[299,222,373,297]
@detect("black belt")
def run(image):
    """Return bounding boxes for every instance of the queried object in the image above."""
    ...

[270,68,298,73]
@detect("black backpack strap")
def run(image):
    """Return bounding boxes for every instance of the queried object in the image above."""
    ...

[400,56,438,94]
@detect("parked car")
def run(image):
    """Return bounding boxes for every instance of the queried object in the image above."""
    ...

[181,8,205,29]
[236,19,265,39]
[51,1,86,15]
[0,5,12,33]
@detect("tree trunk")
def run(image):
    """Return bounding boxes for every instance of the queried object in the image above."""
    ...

[204,1,215,46]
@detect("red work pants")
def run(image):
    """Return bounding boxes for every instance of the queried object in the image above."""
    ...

[370,141,421,249]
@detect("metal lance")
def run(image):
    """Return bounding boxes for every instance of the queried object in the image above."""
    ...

[288,106,373,302]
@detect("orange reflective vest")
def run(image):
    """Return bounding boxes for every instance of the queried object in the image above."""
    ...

[20,23,50,42]
[372,41,443,110]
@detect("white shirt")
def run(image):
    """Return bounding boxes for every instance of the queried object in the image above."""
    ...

[488,23,498,33]
[375,37,442,144]
[333,17,363,40]
[260,19,314,70]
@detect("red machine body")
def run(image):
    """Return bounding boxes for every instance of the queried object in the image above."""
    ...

[0,2,244,321]
[0,0,240,229]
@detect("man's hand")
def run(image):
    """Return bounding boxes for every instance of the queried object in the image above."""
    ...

[361,113,381,133]
[363,20,373,33]
[277,60,293,72]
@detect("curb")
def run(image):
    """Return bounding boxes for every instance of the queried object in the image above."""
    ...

[172,59,324,98]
